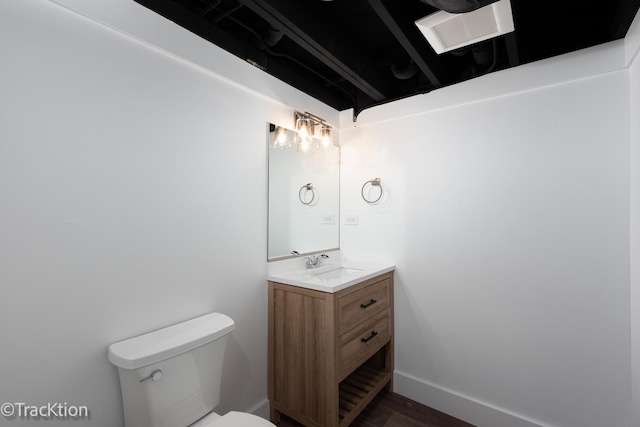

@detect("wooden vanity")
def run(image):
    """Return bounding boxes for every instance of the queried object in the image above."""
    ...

[268,270,394,427]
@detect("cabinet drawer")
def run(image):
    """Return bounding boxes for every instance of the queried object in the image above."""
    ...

[339,310,391,376]
[338,278,391,335]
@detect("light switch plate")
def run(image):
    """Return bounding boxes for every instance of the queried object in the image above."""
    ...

[322,214,335,224]
[344,214,359,225]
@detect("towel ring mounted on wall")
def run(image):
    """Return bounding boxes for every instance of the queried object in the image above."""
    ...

[299,183,316,205]
[361,178,383,204]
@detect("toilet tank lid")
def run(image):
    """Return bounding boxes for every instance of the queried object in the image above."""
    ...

[108,312,235,370]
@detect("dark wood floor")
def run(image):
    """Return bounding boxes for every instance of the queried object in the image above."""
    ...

[275,391,475,427]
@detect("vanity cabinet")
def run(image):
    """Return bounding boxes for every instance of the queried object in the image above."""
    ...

[268,271,394,427]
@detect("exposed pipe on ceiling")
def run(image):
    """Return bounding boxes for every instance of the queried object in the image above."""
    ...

[227,15,357,105]
[264,25,284,47]
[391,61,419,80]
[418,0,500,14]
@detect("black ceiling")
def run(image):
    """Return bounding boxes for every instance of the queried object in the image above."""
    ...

[135,0,640,120]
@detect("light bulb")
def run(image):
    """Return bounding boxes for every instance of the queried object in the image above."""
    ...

[273,126,289,148]
[320,126,332,149]
[295,116,312,142]
[297,136,313,153]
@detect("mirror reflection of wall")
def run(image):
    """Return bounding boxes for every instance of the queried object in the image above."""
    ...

[267,123,340,261]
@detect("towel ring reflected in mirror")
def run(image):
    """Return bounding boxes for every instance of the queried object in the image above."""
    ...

[361,178,383,204]
[299,183,316,205]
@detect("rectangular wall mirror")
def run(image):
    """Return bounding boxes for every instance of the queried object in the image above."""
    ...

[267,123,340,261]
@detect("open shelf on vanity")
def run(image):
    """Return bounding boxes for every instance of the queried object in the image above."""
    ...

[338,348,393,425]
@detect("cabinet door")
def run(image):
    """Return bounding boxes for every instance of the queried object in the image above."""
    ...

[270,284,331,425]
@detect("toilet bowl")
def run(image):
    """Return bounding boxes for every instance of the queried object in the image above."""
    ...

[108,312,275,427]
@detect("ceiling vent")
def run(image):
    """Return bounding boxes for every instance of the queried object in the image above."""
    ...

[415,0,514,54]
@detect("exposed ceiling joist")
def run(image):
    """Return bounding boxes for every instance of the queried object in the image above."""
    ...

[238,0,388,103]
[504,33,520,66]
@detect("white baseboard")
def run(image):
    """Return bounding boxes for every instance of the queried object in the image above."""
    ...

[393,370,545,427]
[247,398,271,421]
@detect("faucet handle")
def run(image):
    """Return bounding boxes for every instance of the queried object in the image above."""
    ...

[314,254,329,268]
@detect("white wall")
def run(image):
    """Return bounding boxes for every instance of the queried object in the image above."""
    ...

[629,19,640,427]
[0,1,335,426]
[340,50,632,426]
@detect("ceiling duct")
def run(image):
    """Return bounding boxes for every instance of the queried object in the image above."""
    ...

[391,61,419,80]
[419,0,500,14]
[264,25,283,47]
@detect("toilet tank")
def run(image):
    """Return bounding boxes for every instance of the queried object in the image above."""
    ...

[108,313,235,427]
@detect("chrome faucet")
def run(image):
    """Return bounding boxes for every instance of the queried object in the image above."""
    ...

[291,251,330,269]
[305,254,329,269]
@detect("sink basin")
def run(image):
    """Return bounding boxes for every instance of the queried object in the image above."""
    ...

[313,266,363,281]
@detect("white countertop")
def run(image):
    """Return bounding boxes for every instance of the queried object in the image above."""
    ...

[267,260,395,293]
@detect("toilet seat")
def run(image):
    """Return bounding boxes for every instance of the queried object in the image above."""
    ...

[191,411,276,427]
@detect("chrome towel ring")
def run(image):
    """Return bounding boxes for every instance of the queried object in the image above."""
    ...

[299,183,315,205]
[361,178,383,204]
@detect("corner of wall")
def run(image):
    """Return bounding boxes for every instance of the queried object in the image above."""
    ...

[627,9,640,424]
[630,37,640,427]
[247,398,271,420]
[625,9,640,67]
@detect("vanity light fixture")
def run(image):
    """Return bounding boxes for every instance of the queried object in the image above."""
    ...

[292,111,334,152]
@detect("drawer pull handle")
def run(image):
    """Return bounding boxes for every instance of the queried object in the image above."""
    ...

[360,299,378,309]
[361,331,378,343]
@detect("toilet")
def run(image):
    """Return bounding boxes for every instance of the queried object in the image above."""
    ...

[108,312,275,427]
